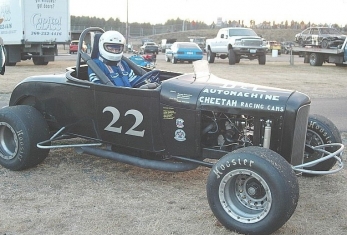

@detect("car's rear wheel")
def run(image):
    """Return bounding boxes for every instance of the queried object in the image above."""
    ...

[207,146,299,235]
[298,38,304,47]
[0,105,50,171]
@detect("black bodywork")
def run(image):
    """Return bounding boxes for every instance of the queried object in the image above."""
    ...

[9,58,310,167]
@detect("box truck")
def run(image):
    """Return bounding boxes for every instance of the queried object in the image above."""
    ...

[0,0,70,66]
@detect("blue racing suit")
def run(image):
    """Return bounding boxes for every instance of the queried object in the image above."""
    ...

[88,57,140,87]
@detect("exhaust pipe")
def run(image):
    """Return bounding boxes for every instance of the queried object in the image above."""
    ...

[75,146,199,172]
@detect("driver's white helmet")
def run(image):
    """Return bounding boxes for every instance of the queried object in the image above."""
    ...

[98,31,125,62]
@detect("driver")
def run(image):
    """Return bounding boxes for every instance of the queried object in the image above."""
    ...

[88,31,140,87]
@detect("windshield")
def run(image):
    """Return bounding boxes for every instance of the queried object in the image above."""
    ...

[228,28,258,37]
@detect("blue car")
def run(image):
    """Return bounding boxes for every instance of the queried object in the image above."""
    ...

[165,42,203,64]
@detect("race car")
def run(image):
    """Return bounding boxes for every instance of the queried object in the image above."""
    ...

[0,27,344,235]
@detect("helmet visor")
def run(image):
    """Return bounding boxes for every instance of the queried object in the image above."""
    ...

[104,43,124,54]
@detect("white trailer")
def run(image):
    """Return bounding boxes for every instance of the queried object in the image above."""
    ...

[0,0,70,66]
[292,38,347,66]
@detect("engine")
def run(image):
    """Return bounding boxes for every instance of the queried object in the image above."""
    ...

[201,111,258,152]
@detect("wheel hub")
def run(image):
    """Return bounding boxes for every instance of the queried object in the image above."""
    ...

[0,122,18,160]
[219,169,272,223]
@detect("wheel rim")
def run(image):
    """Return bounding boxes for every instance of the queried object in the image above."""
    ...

[219,169,272,223]
[304,129,324,162]
[0,122,18,160]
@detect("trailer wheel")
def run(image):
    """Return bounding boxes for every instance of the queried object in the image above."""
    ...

[309,53,323,66]
[304,114,342,173]
[207,48,215,63]
[0,105,50,171]
[228,49,235,65]
[206,146,299,235]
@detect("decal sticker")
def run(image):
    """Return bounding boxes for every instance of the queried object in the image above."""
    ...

[174,129,186,141]
[163,107,176,120]
[176,118,184,128]
[169,90,193,103]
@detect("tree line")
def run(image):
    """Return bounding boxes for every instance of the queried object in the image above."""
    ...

[71,16,347,36]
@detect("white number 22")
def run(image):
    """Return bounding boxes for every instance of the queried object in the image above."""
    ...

[103,106,145,137]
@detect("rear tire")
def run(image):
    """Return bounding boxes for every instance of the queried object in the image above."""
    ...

[0,105,50,170]
[309,53,323,66]
[207,146,299,235]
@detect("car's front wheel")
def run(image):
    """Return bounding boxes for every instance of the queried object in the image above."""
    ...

[171,55,177,64]
[228,49,235,65]
[0,105,50,171]
[206,146,299,235]
[207,48,215,63]
[304,114,342,173]
[258,53,266,65]
[321,39,329,49]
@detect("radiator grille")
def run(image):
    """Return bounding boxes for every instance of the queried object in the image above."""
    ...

[291,104,310,166]
[241,39,262,47]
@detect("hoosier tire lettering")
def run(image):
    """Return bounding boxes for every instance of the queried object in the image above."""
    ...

[213,158,254,178]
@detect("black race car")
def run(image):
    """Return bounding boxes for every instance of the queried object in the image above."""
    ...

[0,27,344,235]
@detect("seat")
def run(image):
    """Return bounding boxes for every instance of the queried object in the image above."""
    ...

[90,33,102,60]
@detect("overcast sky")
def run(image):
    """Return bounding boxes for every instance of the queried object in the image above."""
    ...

[70,0,347,26]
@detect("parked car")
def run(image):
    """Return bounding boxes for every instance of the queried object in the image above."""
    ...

[265,41,281,54]
[165,42,203,63]
[280,41,296,54]
[140,42,159,54]
[69,40,87,54]
[295,27,346,48]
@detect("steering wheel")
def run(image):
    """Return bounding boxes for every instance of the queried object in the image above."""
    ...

[131,70,161,88]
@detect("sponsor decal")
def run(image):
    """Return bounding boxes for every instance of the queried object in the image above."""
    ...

[174,129,186,141]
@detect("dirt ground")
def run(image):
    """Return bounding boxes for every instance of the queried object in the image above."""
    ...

[0,54,346,235]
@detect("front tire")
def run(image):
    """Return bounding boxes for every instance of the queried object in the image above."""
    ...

[0,105,50,170]
[258,53,266,65]
[228,49,235,65]
[207,146,299,235]
[304,114,342,172]
[171,55,177,64]
[207,48,215,63]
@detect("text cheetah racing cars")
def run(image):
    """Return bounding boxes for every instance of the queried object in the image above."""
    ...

[0,28,344,235]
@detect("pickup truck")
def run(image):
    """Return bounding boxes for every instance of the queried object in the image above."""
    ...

[205,27,267,65]
[292,37,347,66]
[140,42,159,54]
